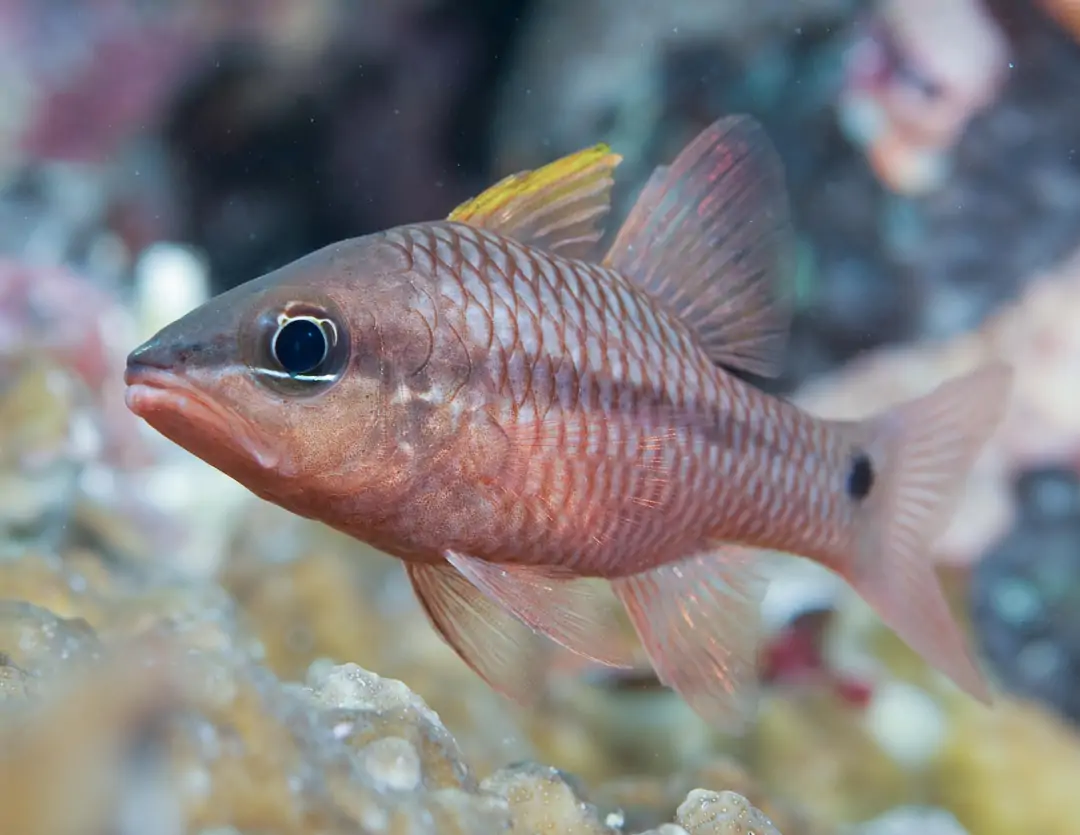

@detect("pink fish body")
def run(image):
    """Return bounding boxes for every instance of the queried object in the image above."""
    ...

[124,116,1012,729]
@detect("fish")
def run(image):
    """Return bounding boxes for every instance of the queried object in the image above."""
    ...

[124,114,1013,730]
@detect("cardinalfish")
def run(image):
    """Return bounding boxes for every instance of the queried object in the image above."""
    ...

[124,115,1012,729]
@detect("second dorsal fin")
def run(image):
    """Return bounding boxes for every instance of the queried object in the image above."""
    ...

[447,145,622,260]
[603,116,797,378]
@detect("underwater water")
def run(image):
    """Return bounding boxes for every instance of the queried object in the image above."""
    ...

[2,1,1080,834]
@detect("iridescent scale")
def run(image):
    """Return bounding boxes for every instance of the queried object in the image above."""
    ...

[389,221,853,575]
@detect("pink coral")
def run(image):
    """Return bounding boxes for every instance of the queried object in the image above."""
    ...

[0,259,145,467]
[838,0,1011,195]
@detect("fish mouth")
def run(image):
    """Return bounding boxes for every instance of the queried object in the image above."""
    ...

[124,364,280,471]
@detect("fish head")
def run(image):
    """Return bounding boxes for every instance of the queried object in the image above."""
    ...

[124,234,440,509]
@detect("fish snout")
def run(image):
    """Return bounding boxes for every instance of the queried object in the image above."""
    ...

[125,339,174,383]
[124,333,218,385]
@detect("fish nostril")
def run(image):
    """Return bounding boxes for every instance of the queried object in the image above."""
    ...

[125,338,206,379]
[127,340,209,371]
[127,343,168,372]
[125,347,165,386]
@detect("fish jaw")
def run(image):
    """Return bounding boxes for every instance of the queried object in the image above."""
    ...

[124,361,282,475]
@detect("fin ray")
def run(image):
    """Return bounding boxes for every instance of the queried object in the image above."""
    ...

[604,116,797,378]
[446,550,635,669]
[611,545,768,732]
[840,361,1014,702]
[405,561,549,703]
[448,145,622,260]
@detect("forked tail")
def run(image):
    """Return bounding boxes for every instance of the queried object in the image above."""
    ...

[837,361,1014,701]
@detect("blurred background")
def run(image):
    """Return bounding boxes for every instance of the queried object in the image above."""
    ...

[2,1,1080,834]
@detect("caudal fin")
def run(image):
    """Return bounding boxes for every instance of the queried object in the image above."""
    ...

[840,362,1013,702]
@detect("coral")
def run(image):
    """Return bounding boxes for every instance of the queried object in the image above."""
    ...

[220,501,535,777]
[6,6,1080,830]
[0,578,788,834]
[494,0,856,176]
[531,666,716,782]
[304,662,475,792]
[675,789,782,835]
[159,0,498,294]
[901,8,1080,341]
[854,806,970,835]
[747,692,912,825]
[933,696,1080,835]
[836,0,1010,196]
[0,600,102,680]
[1038,0,1080,41]
[969,465,1080,724]
[0,259,144,465]
[482,762,612,835]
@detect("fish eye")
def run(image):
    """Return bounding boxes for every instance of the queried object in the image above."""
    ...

[248,301,350,395]
[272,316,330,376]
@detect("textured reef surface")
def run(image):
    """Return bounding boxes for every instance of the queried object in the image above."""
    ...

[3,1,1080,833]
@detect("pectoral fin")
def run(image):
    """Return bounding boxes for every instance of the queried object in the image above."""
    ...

[611,545,768,732]
[405,561,550,703]
[446,550,636,669]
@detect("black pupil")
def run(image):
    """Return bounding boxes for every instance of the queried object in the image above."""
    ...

[846,453,875,501]
[274,318,328,375]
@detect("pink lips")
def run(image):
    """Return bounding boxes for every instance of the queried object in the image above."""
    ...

[124,379,184,418]
[122,364,280,471]
[122,364,187,418]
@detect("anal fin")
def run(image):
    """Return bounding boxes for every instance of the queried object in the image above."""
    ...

[603,115,797,378]
[446,550,635,669]
[405,561,550,703]
[611,545,768,732]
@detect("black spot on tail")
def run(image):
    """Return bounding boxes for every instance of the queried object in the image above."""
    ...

[847,452,875,501]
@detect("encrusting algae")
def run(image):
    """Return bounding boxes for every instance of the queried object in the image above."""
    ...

[125,113,1012,730]
[0,594,787,835]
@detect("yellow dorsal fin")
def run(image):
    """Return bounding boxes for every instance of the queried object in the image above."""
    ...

[448,144,622,261]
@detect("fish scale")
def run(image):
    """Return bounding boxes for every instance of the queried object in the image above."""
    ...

[124,113,1014,729]
[441,225,708,560]
[393,220,852,577]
